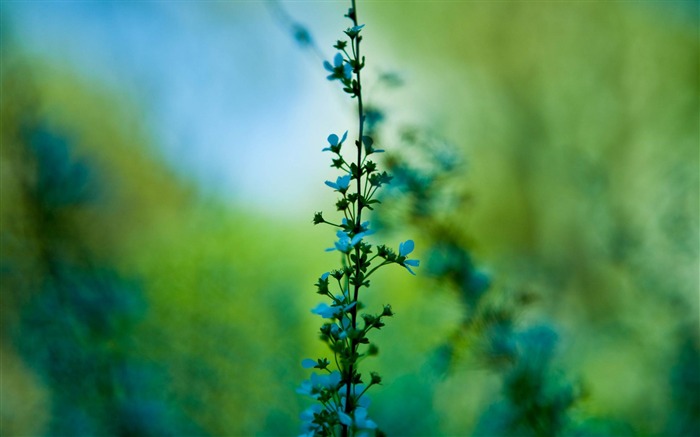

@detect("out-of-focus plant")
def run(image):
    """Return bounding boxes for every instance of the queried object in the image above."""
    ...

[368,4,697,433]
[297,2,418,436]
[2,32,324,436]
[377,127,581,436]
[0,62,201,434]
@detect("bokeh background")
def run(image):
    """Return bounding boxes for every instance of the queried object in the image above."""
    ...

[1,1,698,436]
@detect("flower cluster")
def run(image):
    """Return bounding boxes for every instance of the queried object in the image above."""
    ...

[298,4,418,436]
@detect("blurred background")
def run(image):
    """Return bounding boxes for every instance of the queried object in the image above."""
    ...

[1,1,697,436]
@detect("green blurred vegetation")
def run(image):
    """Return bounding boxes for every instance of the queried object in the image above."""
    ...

[365,1,698,435]
[1,1,698,436]
[0,50,316,435]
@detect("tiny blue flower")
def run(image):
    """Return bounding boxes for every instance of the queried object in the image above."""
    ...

[296,372,341,398]
[324,53,351,81]
[300,403,322,437]
[342,62,352,80]
[329,231,353,252]
[339,386,371,409]
[330,316,352,340]
[398,240,420,275]
[354,229,375,241]
[334,407,376,432]
[345,24,365,38]
[354,407,378,431]
[324,371,342,387]
[311,300,356,319]
[360,220,371,232]
[403,259,420,275]
[300,404,321,420]
[301,358,317,369]
[325,174,352,191]
[340,219,372,231]
[295,379,316,398]
[399,240,414,257]
[338,411,353,426]
[321,272,330,281]
[324,52,343,74]
[323,131,348,151]
[326,229,373,253]
[311,302,340,319]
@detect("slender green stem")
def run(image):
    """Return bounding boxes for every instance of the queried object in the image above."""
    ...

[363,260,391,281]
[342,2,363,435]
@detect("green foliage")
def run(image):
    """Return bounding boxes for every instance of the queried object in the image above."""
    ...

[0,46,317,436]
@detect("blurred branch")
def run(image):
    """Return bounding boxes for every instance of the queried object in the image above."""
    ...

[266,0,326,61]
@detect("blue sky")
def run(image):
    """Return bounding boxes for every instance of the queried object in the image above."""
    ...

[4,1,361,216]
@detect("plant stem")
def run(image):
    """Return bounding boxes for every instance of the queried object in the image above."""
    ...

[343,1,363,436]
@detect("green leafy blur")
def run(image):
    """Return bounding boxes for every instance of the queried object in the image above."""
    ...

[1,2,697,436]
